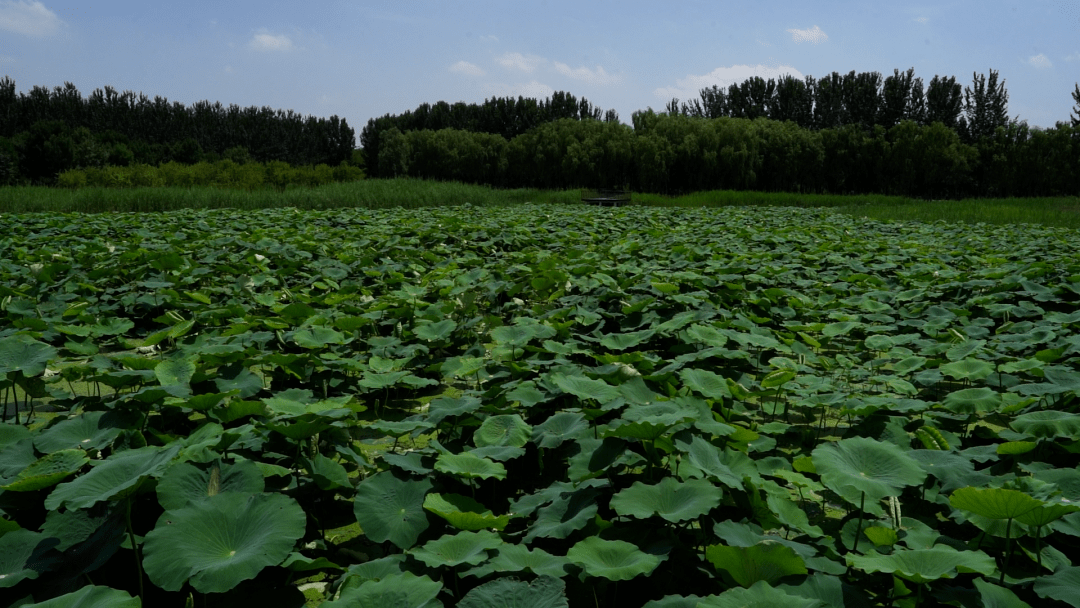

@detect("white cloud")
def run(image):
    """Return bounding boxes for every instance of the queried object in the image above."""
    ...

[1065,51,1080,62]
[0,55,13,63]
[479,34,498,42]
[449,60,485,76]
[914,16,929,24]
[1027,53,1052,69]
[552,62,620,85]
[786,25,828,44]
[249,31,294,52]
[0,0,61,37]
[496,52,545,73]
[481,80,554,99]
[654,64,805,101]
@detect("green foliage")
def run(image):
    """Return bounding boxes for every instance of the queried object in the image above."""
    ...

[0,203,1078,607]
[56,158,364,191]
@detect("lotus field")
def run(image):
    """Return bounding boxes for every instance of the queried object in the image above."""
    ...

[3,203,1080,608]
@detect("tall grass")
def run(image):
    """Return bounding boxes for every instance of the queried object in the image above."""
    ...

[0,179,580,213]
[3,178,1078,230]
[836,197,1080,230]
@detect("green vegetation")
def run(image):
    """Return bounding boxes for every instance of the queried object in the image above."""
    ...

[0,178,578,213]
[56,159,365,190]
[2,204,1079,607]
[0,78,355,185]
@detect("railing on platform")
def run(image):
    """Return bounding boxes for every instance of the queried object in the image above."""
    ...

[580,188,631,206]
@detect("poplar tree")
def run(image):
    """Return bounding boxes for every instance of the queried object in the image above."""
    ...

[924,75,964,130]
[1071,83,1080,127]
[963,69,1010,142]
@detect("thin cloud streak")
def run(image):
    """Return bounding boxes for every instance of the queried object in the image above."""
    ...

[449,61,485,76]
[0,0,61,37]
[249,31,294,52]
[552,62,620,85]
[786,25,828,44]
[654,64,806,101]
[496,52,544,73]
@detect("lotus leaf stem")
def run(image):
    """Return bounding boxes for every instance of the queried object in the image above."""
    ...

[853,491,866,553]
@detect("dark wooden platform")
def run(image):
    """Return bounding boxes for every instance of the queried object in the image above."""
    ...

[581,188,631,206]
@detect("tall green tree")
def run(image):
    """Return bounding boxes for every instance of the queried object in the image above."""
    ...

[813,72,847,129]
[841,70,883,129]
[1070,83,1080,127]
[879,68,925,129]
[924,75,964,130]
[769,75,814,128]
[963,69,1010,142]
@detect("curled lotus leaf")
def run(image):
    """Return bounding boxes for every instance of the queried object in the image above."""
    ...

[1011,410,1080,439]
[846,545,995,584]
[566,537,663,581]
[610,477,722,523]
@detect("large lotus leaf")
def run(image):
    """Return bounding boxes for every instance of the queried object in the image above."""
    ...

[424,493,510,531]
[0,336,57,377]
[822,321,861,338]
[323,571,443,608]
[353,472,432,550]
[20,585,141,608]
[40,507,110,551]
[531,412,589,448]
[551,374,620,404]
[907,450,994,492]
[0,423,30,449]
[811,437,926,511]
[435,452,507,480]
[600,329,655,351]
[610,477,722,523]
[466,544,571,579]
[44,444,180,511]
[457,575,568,608]
[474,415,532,448]
[698,581,824,608]
[942,387,1002,414]
[415,319,457,342]
[1011,410,1080,439]
[155,357,197,386]
[974,578,1033,608]
[156,459,265,511]
[949,486,1042,520]
[213,364,263,398]
[779,573,845,608]
[411,530,502,568]
[490,325,536,350]
[293,326,346,348]
[705,542,807,587]
[504,381,548,407]
[1034,566,1080,608]
[525,481,604,538]
[33,411,125,454]
[684,323,729,347]
[939,358,995,382]
[685,436,760,489]
[142,491,306,593]
[680,368,732,400]
[566,537,663,581]
[426,395,483,425]
[1015,502,1080,527]
[0,528,43,588]
[846,546,995,584]
[1,449,88,492]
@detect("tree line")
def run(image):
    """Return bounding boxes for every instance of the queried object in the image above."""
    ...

[366,69,1080,199]
[0,78,356,185]
[360,91,619,179]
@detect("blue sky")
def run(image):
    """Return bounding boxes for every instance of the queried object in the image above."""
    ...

[2,0,1079,143]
